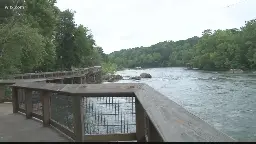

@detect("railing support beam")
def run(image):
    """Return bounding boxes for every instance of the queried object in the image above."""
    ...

[72,96,84,142]
[12,87,19,113]
[41,91,51,126]
[147,117,163,142]
[135,97,146,142]
[25,89,33,119]
[0,85,4,103]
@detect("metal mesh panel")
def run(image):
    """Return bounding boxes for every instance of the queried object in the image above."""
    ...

[50,93,74,131]
[83,96,136,135]
[32,91,42,115]
[17,89,25,110]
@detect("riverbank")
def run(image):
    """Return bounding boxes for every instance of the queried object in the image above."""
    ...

[102,67,256,83]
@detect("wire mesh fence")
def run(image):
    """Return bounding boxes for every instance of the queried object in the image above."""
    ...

[32,91,42,115]
[49,95,136,135]
[50,93,74,132]
[16,89,136,136]
[83,96,136,135]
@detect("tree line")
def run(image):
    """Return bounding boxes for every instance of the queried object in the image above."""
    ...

[0,0,105,78]
[108,19,256,71]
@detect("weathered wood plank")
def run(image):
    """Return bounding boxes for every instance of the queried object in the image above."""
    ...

[13,66,100,79]
[41,91,51,126]
[0,79,46,85]
[72,96,84,142]
[12,87,19,113]
[134,84,235,142]
[11,83,141,97]
[147,116,163,142]
[60,83,141,96]
[11,83,67,92]
[84,133,136,142]
[25,89,33,119]
[0,85,5,103]
[135,97,146,142]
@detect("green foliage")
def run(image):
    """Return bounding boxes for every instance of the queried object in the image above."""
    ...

[192,20,256,70]
[102,62,117,75]
[89,47,103,66]
[55,9,77,70]
[0,23,45,74]
[109,19,256,71]
[0,0,101,77]
[108,37,200,68]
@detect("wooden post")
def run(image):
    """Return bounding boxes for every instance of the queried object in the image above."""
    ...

[73,77,77,84]
[147,116,163,142]
[83,77,86,84]
[93,74,96,83]
[0,85,5,103]
[25,89,33,119]
[79,77,82,84]
[63,78,67,84]
[99,71,102,83]
[74,77,82,84]
[41,91,51,126]
[135,97,146,142]
[72,96,84,142]
[12,87,19,113]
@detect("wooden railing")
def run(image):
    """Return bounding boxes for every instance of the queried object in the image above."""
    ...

[10,82,235,142]
[0,66,102,103]
[13,66,101,79]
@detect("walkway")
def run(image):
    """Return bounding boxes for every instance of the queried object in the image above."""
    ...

[0,103,70,142]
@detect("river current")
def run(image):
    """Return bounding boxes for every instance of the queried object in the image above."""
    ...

[114,67,256,141]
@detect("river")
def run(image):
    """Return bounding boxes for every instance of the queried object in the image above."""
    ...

[114,67,256,141]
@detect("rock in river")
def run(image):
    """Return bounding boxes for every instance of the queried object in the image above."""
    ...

[130,76,141,80]
[140,73,152,78]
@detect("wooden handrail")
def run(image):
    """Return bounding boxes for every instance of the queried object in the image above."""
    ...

[0,66,102,104]
[13,66,101,79]
[9,83,235,142]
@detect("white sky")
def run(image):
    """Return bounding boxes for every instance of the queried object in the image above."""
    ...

[56,0,256,54]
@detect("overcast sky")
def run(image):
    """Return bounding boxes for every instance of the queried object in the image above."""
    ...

[56,0,256,54]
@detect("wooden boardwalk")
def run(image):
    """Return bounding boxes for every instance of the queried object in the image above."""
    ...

[0,103,70,142]
[0,66,236,142]
[0,67,102,142]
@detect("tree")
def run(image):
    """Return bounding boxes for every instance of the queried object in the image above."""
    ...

[0,0,100,77]
[108,19,256,71]
[55,9,76,70]
[22,0,59,72]
[0,24,45,74]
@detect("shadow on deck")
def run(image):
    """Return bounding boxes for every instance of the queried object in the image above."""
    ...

[0,103,70,142]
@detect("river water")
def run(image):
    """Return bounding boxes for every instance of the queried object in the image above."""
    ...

[114,67,256,141]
